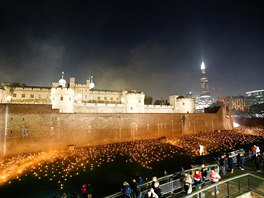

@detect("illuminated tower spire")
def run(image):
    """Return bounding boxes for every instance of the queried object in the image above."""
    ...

[89,76,95,89]
[58,71,67,88]
[200,62,210,97]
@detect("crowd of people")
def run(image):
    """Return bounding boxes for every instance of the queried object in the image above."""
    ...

[182,165,221,196]
[119,163,221,198]
[121,176,162,198]
[117,129,264,198]
[119,144,264,198]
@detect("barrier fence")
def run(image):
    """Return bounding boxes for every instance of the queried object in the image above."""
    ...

[184,173,264,198]
[105,148,262,198]
[105,164,219,198]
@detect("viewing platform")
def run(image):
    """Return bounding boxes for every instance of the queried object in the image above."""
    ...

[106,158,264,198]
[175,166,264,198]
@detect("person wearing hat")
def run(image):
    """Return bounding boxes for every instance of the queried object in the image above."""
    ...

[122,181,133,198]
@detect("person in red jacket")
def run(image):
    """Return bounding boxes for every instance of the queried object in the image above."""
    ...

[81,183,88,198]
[193,169,202,190]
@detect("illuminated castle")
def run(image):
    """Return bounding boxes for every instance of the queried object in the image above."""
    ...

[0,72,195,113]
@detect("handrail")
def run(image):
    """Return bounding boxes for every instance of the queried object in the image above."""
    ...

[182,163,219,174]
[183,173,264,198]
[104,164,219,198]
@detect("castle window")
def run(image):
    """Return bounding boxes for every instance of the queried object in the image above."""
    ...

[13,94,16,97]
[104,97,107,100]
[69,97,71,101]
[53,97,55,101]
[130,107,133,110]
[22,94,25,98]
[139,100,141,103]
[30,94,34,98]
[182,102,185,105]
[97,97,100,101]
[116,97,119,100]
[110,97,113,100]
[60,96,63,101]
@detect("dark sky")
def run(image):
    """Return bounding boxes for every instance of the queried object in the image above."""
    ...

[0,0,263,100]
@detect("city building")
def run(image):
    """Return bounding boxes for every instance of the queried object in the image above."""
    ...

[195,62,214,112]
[200,62,210,97]
[218,96,246,111]
[245,89,264,107]
[0,72,195,114]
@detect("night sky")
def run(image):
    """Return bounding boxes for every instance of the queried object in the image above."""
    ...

[0,0,263,100]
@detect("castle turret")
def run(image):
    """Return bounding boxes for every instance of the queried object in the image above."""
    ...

[89,76,95,89]
[69,77,75,88]
[169,95,195,113]
[122,90,145,113]
[51,72,74,113]
[58,71,67,88]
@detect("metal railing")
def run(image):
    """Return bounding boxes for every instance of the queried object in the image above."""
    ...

[184,173,264,198]
[104,164,219,198]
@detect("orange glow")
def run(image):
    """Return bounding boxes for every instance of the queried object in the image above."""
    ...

[0,128,263,190]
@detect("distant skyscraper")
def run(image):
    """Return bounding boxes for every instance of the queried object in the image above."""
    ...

[195,62,213,112]
[200,62,210,97]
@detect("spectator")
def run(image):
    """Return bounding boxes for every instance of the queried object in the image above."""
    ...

[61,192,67,198]
[131,179,142,198]
[87,184,93,198]
[228,153,234,173]
[81,184,88,198]
[183,172,193,195]
[144,188,158,198]
[219,154,227,175]
[237,149,245,170]
[210,168,221,195]
[251,145,257,159]
[255,154,261,172]
[193,169,202,190]
[256,146,260,155]
[151,177,158,189]
[150,176,162,197]
[152,181,162,198]
[179,167,185,182]
[138,177,145,185]
[122,181,133,198]
[200,164,208,182]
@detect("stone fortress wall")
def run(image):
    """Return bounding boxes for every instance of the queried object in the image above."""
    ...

[0,104,233,157]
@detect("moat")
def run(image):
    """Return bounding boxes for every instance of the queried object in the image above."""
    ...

[0,129,263,198]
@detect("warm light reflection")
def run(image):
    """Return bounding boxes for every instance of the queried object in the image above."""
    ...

[167,128,264,155]
[233,122,240,128]
[0,128,263,191]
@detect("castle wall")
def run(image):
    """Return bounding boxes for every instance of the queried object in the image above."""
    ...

[0,104,232,157]
[0,105,6,156]
[144,105,174,113]
[74,103,125,113]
